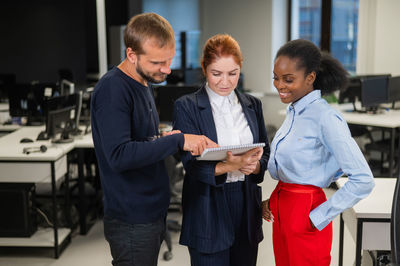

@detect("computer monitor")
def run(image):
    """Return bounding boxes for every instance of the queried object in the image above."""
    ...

[37,93,82,140]
[46,106,76,143]
[339,74,391,112]
[154,85,198,122]
[388,76,400,109]
[8,83,57,125]
[44,92,82,134]
[361,76,389,112]
[338,76,362,106]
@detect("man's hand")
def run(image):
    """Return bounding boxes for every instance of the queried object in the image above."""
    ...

[183,134,218,156]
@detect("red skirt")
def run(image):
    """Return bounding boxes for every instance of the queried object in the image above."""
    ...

[269,181,332,266]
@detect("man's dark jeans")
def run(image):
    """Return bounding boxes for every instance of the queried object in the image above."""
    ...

[103,215,166,266]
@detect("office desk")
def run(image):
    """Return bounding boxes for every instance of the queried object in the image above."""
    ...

[0,124,21,133]
[333,104,400,178]
[337,177,394,266]
[0,103,8,110]
[0,126,75,258]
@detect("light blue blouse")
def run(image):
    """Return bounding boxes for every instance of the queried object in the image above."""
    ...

[268,90,375,230]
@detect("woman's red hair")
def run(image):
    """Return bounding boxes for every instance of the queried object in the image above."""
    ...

[201,34,243,75]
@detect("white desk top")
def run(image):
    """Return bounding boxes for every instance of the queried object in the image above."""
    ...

[278,103,400,129]
[332,104,400,128]
[0,124,21,132]
[0,103,8,111]
[336,177,395,219]
[0,126,85,161]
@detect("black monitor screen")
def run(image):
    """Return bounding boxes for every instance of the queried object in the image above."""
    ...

[8,83,57,124]
[154,85,198,122]
[47,105,75,143]
[388,76,400,103]
[361,76,389,109]
[43,92,82,135]
[339,74,391,106]
[338,76,362,104]
[45,93,78,116]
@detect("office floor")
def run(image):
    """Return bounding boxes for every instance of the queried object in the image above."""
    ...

[0,173,376,266]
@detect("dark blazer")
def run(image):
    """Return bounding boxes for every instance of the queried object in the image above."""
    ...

[173,85,270,254]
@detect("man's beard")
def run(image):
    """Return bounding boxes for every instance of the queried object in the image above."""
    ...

[136,63,167,84]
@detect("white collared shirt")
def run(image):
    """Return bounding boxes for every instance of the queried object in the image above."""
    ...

[206,84,253,182]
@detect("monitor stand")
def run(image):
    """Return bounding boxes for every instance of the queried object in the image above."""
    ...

[70,127,82,136]
[36,131,49,141]
[349,105,385,114]
[51,129,73,143]
[357,106,386,114]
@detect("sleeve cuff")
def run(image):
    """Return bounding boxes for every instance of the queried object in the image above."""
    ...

[309,208,330,231]
[215,173,227,186]
[206,161,227,187]
[176,133,185,150]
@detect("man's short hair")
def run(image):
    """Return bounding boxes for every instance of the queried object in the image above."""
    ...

[124,13,175,55]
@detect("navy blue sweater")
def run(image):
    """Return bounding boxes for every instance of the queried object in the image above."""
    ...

[91,67,184,224]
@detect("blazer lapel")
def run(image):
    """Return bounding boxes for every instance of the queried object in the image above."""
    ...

[236,91,258,143]
[196,86,218,143]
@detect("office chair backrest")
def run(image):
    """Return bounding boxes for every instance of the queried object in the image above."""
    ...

[391,144,400,264]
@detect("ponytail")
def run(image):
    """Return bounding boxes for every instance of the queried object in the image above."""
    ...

[314,52,349,95]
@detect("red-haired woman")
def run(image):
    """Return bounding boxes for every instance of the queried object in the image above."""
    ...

[173,34,270,266]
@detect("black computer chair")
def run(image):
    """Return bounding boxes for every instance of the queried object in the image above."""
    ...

[362,127,399,177]
[391,141,400,265]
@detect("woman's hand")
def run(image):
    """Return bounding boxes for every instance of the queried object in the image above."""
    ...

[310,219,316,229]
[226,147,263,172]
[239,161,259,175]
[215,147,263,176]
[262,199,274,222]
[238,147,263,174]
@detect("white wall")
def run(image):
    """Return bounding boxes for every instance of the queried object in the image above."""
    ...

[199,0,273,92]
[374,0,400,76]
[271,0,288,91]
[357,0,400,76]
